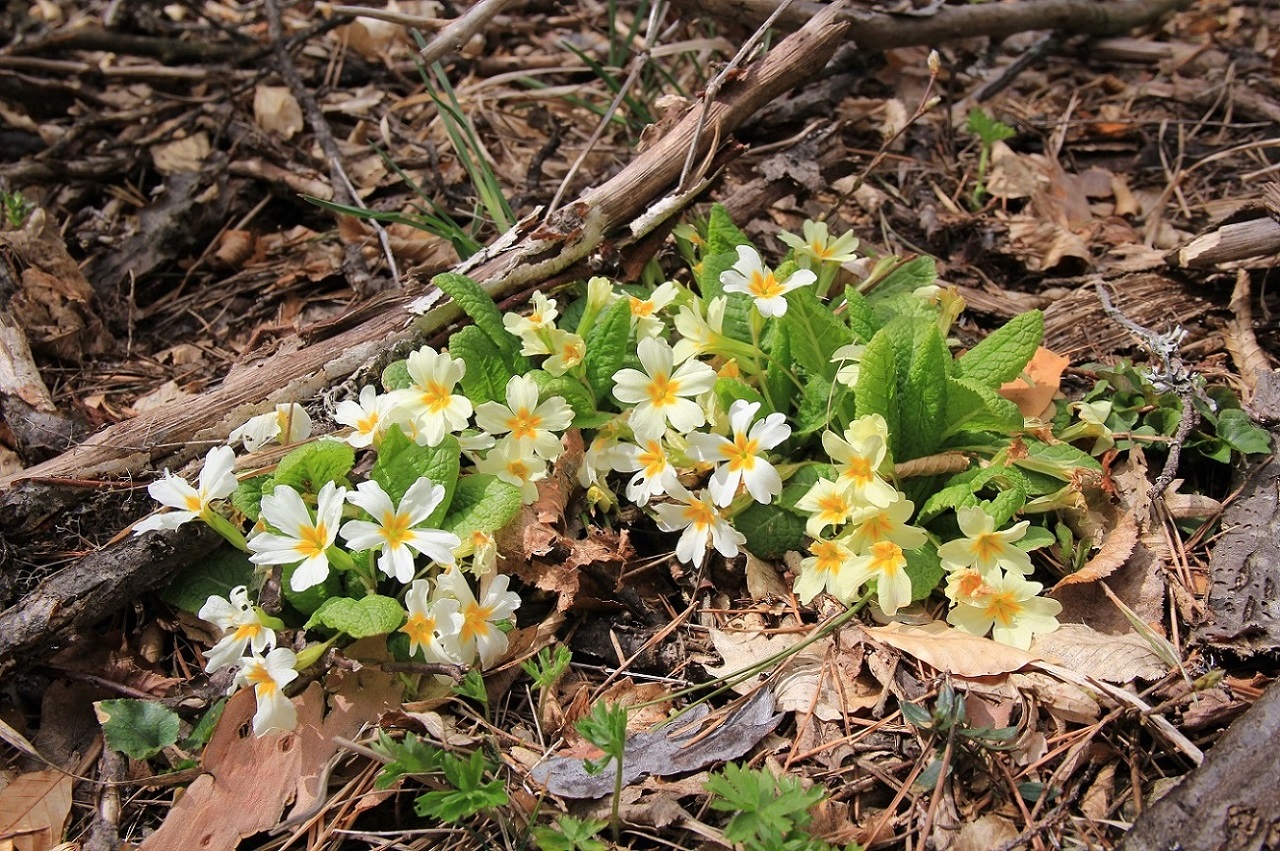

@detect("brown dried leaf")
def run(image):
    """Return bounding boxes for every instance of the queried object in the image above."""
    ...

[1030,623,1167,683]
[0,769,73,851]
[1054,512,1138,589]
[253,85,304,140]
[862,621,1037,676]
[998,346,1069,419]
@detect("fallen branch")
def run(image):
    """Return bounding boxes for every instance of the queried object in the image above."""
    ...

[673,0,1193,49]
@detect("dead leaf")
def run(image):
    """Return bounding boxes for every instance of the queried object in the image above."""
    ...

[862,621,1038,676]
[0,769,73,851]
[999,346,1069,419]
[745,552,789,600]
[954,813,1019,851]
[530,689,782,799]
[253,85,304,140]
[1054,512,1138,589]
[1030,623,1167,683]
[151,132,211,175]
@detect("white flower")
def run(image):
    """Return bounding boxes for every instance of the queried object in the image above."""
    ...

[947,570,1062,650]
[778,220,860,269]
[846,541,912,616]
[627,281,679,338]
[454,529,501,577]
[612,336,717,440]
[475,436,547,504]
[650,484,745,568]
[394,346,473,447]
[434,568,522,668]
[686,400,790,507]
[795,477,858,538]
[821,424,897,509]
[502,291,558,338]
[936,506,1033,575]
[340,479,460,583]
[612,437,681,507]
[672,296,726,363]
[844,496,927,552]
[586,276,619,312]
[400,578,463,664]
[521,328,586,376]
[793,536,859,604]
[229,404,312,452]
[474,376,573,461]
[234,647,299,736]
[578,418,626,489]
[719,245,816,318]
[134,445,238,534]
[199,585,276,673]
[335,385,397,449]
[831,343,866,388]
[248,482,347,592]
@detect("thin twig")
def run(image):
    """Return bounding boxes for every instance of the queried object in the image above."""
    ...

[417,0,523,67]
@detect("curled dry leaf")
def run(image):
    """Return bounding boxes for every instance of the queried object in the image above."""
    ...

[1054,512,1138,589]
[253,85,304,140]
[999,346,1070,419]
[1031,622,1167,683]
[862,621,1038,677]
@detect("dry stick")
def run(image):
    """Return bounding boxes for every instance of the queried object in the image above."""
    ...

[262,0,397,290]
[327,4,449,29]
[416,0,524,67]
[674,0,1193,47]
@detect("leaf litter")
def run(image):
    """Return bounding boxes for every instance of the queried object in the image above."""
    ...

[0,1,1278,849]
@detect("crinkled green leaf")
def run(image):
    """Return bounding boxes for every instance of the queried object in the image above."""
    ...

[955,310,1043,388]
[159,548,255,614]
[793,372,840,436]
[855,327,901,441]
[904,546,945,602]
[372,731,445,789]
[584,298,632,404]
[433,271,518,359]
[734,503,807,560]
[372,426,460,521]
[282,562,343,616]
[1018,525,1057,552]
[1215,408,1272,455]
[527,370,606,429]
[781,286,851,379]
[97,699,181,760]
[714,377,769,416]
[868,255,936,302]
[306,594,405,638]
[1012,439,1103,481]
[444,474,522,540]
[382,359,413,391]
[842,286,879,343]
[449,324,514,406]
[944,377,1023,436]
[983,486,1027,529]
[761,322,794,416]
[899,325,949,460]
[231,475,268,523]
[704,203,751,256]
[271,440,355,495]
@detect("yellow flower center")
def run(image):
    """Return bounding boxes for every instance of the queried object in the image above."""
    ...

[506,459,530,482]
[868,541,904,575]
[816,492,850,521]
[842,456,874,485]
[971,532,1004,563]
[401,612,437,646]
[460,601,496,644]
[953,569,988,598]
[357,411,380,434]
[380,511,412,548]
[683,497,716,531]
[857,511,892,543]
[638,441,667,477]
[294,522,329,559]
[811,540,846,574]
[748,269,785,300]
[646,373,680,407]
[720,434,761,472]
[629,296,656,317]
[810,239,832,259]
[184,494,204,512]
[507,407,543,442]
[984,591,1021,627]
[232,621,262,643]
[421,381,454,414]
[245,662,277,696]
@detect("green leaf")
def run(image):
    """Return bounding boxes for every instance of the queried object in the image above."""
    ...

[868,255,936,302]
[967,108,1017,145]
[1012,439,1102,481]
[449,325,515,406]
[97,699,181,760]
[781,286,852,379]
[733,503,807,560]
[904,546,945,602]
[695,253,754,344]
[433,271,518,359]
[954,310,1043,388]
[182,698,226,750]
[372,426,460,519]
[372,731,445,789]
[583,298,632,403]
[526,370,605,429]
[382,359,413,391]
[271,440,355,495]
[282,562,342,616]
[532,816,609,851]
[444,474,523,540]
[704,203,750,256]
[842,287,879,343]
[855,328,900,442]
[1215,408,1272,455]
[306,594,404,637]
[793,372,840,436]
[778,463,836,512]
[230,475,268,523]
[159,548,256,614]
[943,377,1023,436]
[705,764,821,844]
[899,325,949,460]
[1018,525,1057,551]
[761,322,794,415]
[414,751,508,822]
[714,377,769,417]
[918,482,981,525]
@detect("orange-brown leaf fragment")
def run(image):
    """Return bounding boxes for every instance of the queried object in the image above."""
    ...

[0,769,73,851]
[998,347,1069,419]
[1054,512,1138,590]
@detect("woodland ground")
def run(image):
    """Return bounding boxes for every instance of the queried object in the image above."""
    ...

[1,0,1279,849]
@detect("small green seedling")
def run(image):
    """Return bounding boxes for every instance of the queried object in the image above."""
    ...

[966,108,1016,209]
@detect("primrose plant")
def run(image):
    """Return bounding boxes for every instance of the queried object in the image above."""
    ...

[135,203,1268,741]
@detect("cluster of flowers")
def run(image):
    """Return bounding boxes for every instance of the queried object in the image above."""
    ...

[135,218,1064,734]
